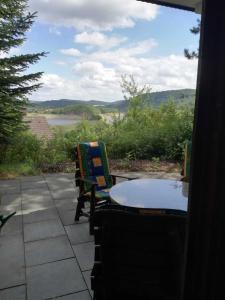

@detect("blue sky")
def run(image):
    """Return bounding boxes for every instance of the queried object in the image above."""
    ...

[23,0,199,101]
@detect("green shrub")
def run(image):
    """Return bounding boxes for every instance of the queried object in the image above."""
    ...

[58,101,193,162]
[0,162,40,178]
[2,132,43,165]
[0,100,194,177]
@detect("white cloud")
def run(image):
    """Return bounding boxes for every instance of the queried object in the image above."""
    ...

[60,48,81,57]
[32,73,120,101]
[125,39,158,56]
[74,61,105,75]
[54,60,68,66]
[74,32,127,49]
[29,0,158,31]
[32,52,197,102]
[49,27,61,35]
[28,1,197,102]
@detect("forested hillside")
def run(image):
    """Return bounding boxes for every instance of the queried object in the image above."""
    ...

[30,89,195,113]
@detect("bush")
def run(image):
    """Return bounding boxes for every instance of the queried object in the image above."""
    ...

[0,100,194,178]
[2,132,43,165]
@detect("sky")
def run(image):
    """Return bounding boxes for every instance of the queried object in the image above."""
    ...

[21,0,200,102]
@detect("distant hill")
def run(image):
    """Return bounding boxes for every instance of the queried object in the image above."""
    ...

[31,99,108,108]
[30,89,195,113]
[107,89,195,111]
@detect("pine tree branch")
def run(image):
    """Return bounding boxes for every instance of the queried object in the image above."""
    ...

[0,0,47,144]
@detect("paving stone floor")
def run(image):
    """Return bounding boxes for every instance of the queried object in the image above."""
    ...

[0,171,180,300]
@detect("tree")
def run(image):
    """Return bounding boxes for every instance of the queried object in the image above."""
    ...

[184,19,200,59]
[120,74,151,120]
[0,0,46,145]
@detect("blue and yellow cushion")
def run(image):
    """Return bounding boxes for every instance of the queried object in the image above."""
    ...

[77,141,112,199]
[84,188,111,201]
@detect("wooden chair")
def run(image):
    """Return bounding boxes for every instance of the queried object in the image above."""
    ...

[74,141,135,234]
[91,205,186,299]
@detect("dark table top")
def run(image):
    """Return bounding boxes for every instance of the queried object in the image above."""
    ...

[109,179,189,213]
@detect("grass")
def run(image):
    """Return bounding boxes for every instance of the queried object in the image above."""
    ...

[27,113,81,120]
[50,123,78,133]
[0,163,41,179]
[50,120,99,133]
[0,159,181,179]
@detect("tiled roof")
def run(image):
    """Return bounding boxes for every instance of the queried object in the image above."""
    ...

[24,116,54,139]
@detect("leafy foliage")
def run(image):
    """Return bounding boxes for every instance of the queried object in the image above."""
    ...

[1,100,194,178]
[1,75,194,177]
[184,19,200,59]
[47,104,102,120]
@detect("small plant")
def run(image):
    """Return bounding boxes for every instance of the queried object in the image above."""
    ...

[120,151,137,170]
[152,157,160,163]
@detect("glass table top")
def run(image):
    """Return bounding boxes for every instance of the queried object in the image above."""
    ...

[109,179,189,212]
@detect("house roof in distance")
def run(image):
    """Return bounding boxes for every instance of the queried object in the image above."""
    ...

[24,116,53,140]
[138,0,202,13]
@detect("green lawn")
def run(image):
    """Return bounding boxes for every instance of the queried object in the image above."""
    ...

[0,163,40,179]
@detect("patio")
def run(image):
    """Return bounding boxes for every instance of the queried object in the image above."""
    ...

[0,171,180,300]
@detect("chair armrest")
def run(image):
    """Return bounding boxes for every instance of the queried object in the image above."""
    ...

[110,174,138,180]
[110,174,138,185]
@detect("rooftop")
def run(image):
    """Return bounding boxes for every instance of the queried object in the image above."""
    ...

[24,116,54,140]
[139,0,202,12]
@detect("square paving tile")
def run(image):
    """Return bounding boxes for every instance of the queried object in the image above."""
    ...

[58,209,84,226]
[26,258,86,300]
[57,290,91,300]
[51,188,76,200]
[23,207,59,224]
[0,184,20,194]
[45,173,74,181]
[0,193,22,211]
[0,285,26,300]
[22,188,51,198]
[57,206,89,226]
[73,242,94,271]
[24,219,65,242]
[65,223,93,245]
[22,198,54,214]
[0,179,20,187]
[0,212,23,236]
[55,198,77,211]
[25,235,74,266]
[21,181,48,190]
[0,234,25,289]
[20,175,44,182]
[45,180,74,189]
[82,270,93,297]
[47,181,75,191]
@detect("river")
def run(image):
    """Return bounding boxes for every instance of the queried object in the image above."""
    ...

[47,118,80,126]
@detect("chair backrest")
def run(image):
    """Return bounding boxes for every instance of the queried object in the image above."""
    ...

[92,206,186,300]
[75,141,113,191]
[183,141,192,182]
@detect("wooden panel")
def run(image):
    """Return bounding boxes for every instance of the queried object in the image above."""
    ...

[183,0,225,298]
[138,0,199,12]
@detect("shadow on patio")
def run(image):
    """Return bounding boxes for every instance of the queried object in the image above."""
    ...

[0,171,180,299]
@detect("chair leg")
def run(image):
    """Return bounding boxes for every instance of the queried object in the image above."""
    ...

[89,196,95,235]
[89,216,94,235]
[75,196,84,221]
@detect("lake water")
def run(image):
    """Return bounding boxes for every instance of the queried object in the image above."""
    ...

[47,118,80,126]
